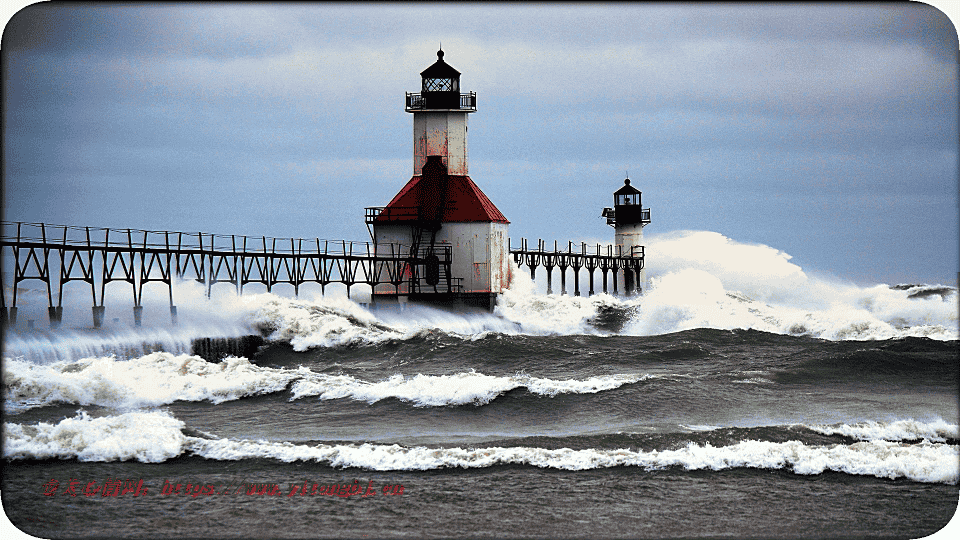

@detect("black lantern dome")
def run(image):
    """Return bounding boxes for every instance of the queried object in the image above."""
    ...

[614,178,641,206]
[420,49,461,93]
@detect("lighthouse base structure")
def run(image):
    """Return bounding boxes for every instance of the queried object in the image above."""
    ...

[369,169,511,312]
[371,220,510,312]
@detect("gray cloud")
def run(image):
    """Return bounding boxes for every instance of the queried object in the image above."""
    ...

[2,3,957,285]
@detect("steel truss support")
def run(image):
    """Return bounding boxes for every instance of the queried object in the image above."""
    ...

[509,237,644,297]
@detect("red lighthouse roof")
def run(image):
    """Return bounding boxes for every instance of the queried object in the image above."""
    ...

[375,175,509,224]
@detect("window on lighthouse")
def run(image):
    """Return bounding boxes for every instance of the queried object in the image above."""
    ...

[617,193,639,206]
[423,77,459,92]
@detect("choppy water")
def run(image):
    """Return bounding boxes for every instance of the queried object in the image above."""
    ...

[3,231,958,538]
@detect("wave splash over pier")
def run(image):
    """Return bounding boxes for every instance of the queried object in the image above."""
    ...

[5,230,956,365]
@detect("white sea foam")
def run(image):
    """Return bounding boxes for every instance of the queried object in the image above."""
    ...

[478,231,958,341]
[6,411,956,484]
[2,352,644,411]
[3,410,187,462]
[493,268,622,335]
[1,323,256,365]
[236,263,959,344]
[289,371,649,406]
[244,290,527,350]
[611,230,958,341]
[805,418,959,443]
[251,295,406,350]
[2,352,307,411]
[178,437,960,484]
[159,435,960,484]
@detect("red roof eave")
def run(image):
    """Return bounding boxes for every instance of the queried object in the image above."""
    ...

[375,175,509,224]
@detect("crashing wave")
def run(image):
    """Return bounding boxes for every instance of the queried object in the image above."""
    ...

[6,411,956,485]
[3,353,646,411]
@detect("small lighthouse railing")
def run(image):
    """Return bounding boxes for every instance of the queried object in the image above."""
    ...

[405,91,477,112]
[602,207,651,226]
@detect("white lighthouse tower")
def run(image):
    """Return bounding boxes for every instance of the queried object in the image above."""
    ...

[410,48,471,176]
[367,49,510,310]
[602,178,651,295]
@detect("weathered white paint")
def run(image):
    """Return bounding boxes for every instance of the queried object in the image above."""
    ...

[372,224,414,296]
[615,222,645,295]
[440,222,510,293]
[371,221,510,297]
[413,111,469,175]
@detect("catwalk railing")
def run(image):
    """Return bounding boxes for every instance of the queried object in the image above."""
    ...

[0,221,455,328]
[1,222,645,329]
[510,238,644,297]
[404,91,477,112]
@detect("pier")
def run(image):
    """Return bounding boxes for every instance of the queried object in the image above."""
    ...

[0,221,456,328]
[2,221,644,329]
[510,238,644,297]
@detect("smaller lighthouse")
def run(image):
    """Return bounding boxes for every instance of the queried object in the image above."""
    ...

[602,178,651,294]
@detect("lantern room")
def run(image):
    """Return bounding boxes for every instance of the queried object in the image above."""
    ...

[615,179,640,205]
[405,49,476,111]
[612,178,650,226]
[422,50,459,91]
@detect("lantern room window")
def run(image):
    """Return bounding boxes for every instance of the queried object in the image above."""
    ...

[616,192,640,206]
[614,178,642,207]
[423,77,459,92]
[420,49,461,93]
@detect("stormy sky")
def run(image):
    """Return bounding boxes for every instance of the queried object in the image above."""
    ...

[2,3,957,286]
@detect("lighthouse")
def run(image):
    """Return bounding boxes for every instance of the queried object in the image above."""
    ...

[366,49,510,310]
[602,178,651,294]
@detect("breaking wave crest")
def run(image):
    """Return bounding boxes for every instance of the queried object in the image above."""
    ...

[252,295,406,350]
[2,353,306,411]
[2,353,645,411]
[6,411,956,484]
[805,418,959,443]
[288,370,649,406]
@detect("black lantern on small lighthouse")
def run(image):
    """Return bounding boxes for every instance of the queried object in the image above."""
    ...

[602,177,651,294]
[612,178,649,226]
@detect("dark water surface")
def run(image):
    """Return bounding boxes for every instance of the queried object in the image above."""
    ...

[4,313,959,539]
[4,459,958,539]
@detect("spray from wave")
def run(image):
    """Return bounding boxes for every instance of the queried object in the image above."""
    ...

[497,230,957,341]
[625,231,957,340]
[3,231,955,362]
